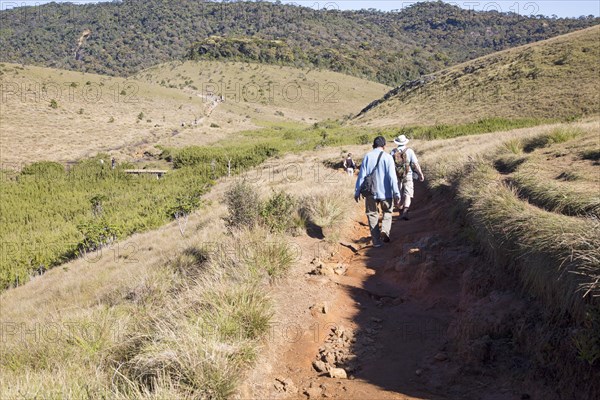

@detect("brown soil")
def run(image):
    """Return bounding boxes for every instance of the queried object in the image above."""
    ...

[238,183,556,400]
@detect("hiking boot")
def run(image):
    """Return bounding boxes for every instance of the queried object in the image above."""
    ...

[380,232,390,243]
[401,209,410,221]
[373,242,383,248]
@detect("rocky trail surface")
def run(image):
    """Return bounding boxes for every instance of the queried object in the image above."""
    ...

[239,183,552,400]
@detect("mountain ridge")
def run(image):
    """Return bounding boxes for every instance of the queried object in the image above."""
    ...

[353,25,600,126]
[0,1,598,85]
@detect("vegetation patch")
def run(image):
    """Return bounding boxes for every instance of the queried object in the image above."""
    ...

[403,117,551,140]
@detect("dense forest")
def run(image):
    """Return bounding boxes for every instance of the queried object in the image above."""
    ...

[0,0,597,85]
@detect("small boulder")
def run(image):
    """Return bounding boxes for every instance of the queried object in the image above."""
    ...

[312,360,328,373]
[329,368,348,379]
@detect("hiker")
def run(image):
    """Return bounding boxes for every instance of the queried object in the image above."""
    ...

[343,153,356,176]
[111,157,116,170]
[354,136,401,247]
[391,135,425,220]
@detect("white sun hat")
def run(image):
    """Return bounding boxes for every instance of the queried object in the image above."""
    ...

[394,135,410,147]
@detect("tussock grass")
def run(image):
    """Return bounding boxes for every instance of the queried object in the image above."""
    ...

[510,173,600,218]
[300,193,347,231]
[458,163,600,317]
[230,226,296,280]
[523,127,584,153]
[503,138,525,155]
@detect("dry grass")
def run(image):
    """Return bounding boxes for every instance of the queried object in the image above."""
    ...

[0,61,388,167]
[458,163,600,316]
[402,119,600,314]
[0,147,357,399]
[502,129,600,218]
[133,60,390,123]
[418,121,600,387]
[355,25,600,127]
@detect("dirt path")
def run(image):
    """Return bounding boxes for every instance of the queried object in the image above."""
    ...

[241,183,546,400]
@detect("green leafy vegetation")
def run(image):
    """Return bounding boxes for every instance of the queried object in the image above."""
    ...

[399,117,551,140]
[0,122,374,289]
[0,1,597,85]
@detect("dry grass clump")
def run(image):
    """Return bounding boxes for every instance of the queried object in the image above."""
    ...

[458,163,600,315]
[492,127,600,217]
[522,126,584,153]
[300,193,347,230]
[510,173,600,217]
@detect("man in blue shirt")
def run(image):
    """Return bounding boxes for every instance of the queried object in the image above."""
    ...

[355,136,401,247]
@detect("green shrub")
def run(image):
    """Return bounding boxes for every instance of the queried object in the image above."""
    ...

[261,190,296,233]
[409,117,549,140]
[49,99,58,109]
[21,161,64,178]
[76,220,121,254]
[358,133,370,145]
[224,181,262,229]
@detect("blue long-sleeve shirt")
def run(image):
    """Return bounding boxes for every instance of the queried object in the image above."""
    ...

[354,148,400,200]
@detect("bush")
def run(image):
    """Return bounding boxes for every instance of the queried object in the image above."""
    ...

[300,193,346,230]
[49,99,58,109]
[224,181,262,229]
[21,161,64,178]
[76,220,121,254]
[260,190,296,233]
[358,133,370,145]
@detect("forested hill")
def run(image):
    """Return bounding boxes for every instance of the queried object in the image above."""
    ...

[0,0,597,85]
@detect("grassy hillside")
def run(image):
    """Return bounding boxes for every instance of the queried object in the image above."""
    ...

[415,119,600,397]
[0,61,387,166]
[355,25,600,126]
[0,1,597,85]
[132,60,389,122]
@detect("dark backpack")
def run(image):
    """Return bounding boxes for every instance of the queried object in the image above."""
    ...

[360,151,384,197]
[394,148,412,181]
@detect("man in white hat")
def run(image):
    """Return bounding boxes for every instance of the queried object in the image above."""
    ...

[391,134,425,220]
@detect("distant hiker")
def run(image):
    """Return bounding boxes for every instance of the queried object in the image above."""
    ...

[111,157,116,170]
[391,135,425,221]
[343,153,356,176]
[355,136,401,247]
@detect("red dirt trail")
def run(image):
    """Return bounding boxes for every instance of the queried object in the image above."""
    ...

[242,184,551,400]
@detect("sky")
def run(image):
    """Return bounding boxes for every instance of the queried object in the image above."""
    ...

[1,0,599,18]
